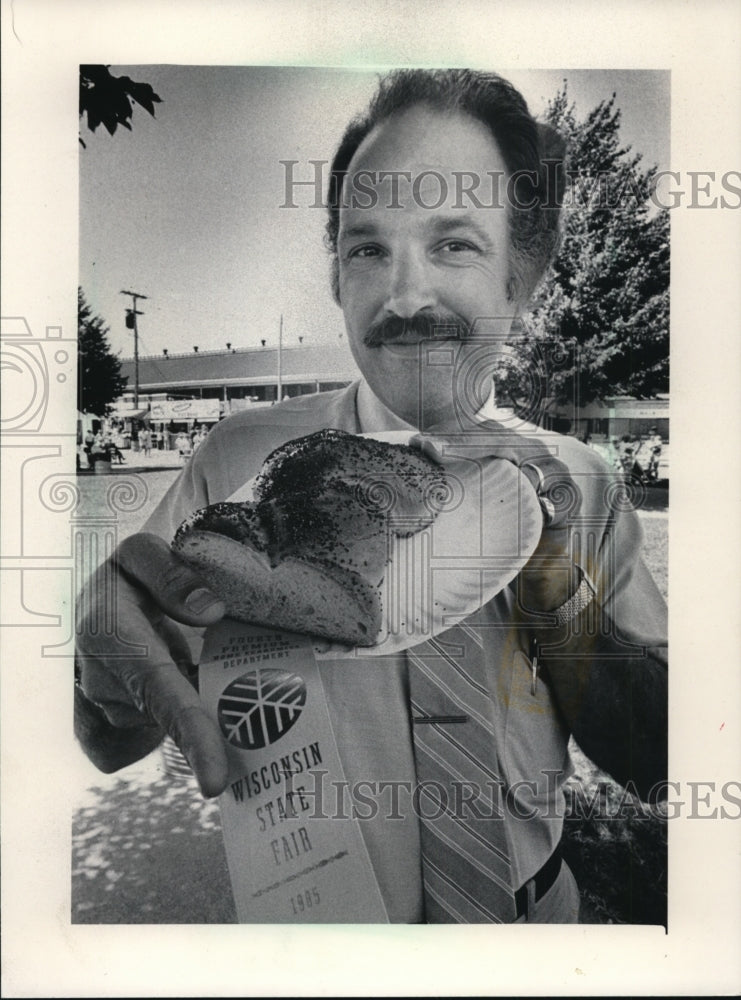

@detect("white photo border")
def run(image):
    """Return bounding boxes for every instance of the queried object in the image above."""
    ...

[2,0,740,996]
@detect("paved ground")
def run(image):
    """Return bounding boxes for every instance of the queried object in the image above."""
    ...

[72,463,668,924]
[72,747,236,924]
[78,447,186,475]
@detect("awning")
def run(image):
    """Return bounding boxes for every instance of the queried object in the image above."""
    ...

[108,406,150,419]
[578,398,669,420]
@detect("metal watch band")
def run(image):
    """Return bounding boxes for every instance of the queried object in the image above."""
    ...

[553,567,597,626]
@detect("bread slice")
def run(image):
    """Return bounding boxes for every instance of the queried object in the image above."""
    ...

[172,528,382,646]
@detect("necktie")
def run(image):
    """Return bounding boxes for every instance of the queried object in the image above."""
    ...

[407,622,517,923]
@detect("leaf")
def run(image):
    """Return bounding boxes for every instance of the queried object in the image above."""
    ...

[79,65,162,144]
[125,79,163,117]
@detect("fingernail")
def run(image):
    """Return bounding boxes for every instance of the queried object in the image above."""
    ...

[185,588,221,614]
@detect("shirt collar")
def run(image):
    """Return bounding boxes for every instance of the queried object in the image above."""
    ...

[354,378,538,434]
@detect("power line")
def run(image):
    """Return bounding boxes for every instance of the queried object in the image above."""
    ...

[120,289,148,408]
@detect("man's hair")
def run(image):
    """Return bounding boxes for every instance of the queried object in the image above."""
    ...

[325,68,567,306]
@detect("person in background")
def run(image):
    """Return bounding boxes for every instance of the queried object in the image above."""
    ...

[608,436,622,472]
[647,427,663,481]
[193,425,208,451]
[87,431,108,469]
[83,428,96,469]
[104,431,126,465]
[175,431,192,462]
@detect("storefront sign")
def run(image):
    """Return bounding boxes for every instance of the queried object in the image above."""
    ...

[149,399,221,421]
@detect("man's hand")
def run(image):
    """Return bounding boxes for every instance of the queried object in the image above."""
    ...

[515,460,582,615]
[76,532,230,797]
[416,421,583,614]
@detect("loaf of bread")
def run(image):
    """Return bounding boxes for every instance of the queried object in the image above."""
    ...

[255,428,445,536]
[172,429,446,646]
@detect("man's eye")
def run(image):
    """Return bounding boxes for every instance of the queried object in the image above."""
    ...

[439,239,478,253]
[348,245,383,259]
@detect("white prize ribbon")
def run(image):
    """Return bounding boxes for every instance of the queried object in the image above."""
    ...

[199,620,389,923]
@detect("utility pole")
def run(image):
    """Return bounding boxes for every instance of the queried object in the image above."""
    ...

[121,289,148,408]
[277,313,283,403]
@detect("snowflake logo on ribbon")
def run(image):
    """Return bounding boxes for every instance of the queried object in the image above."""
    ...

[217,669,307,749]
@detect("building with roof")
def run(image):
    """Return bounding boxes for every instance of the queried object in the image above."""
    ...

[112,342,669,462]
[574,395,669,441]
[113,341,360,428]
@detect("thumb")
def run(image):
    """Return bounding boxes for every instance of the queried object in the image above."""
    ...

[116,531,227,626]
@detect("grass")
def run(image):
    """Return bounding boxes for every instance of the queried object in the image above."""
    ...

[562,745,668,925]
[640,515,669,600]
[72,773,235,924]
[563,494,668,925]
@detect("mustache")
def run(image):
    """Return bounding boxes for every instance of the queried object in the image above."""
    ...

[363,311,471,348]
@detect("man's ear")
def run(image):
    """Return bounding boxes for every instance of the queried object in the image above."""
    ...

[506,268,535,316]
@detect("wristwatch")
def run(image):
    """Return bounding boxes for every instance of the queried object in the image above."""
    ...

[527,565,598,696]
[553,564,597,626]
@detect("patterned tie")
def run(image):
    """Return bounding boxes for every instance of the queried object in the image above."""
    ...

[406,622,517,923]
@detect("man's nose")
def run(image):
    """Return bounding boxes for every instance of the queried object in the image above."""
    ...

[384,252,436,318]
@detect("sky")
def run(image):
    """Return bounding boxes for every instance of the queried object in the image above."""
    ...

[79,67,670,361]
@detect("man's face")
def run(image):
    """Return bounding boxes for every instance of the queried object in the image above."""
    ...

[337,105,518,429]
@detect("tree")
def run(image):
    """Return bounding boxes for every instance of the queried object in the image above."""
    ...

[78,288,128,416]
[498,85,669,414]
[79,65,162,148]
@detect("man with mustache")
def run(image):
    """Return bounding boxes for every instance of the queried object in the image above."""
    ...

[75,69,667,923]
